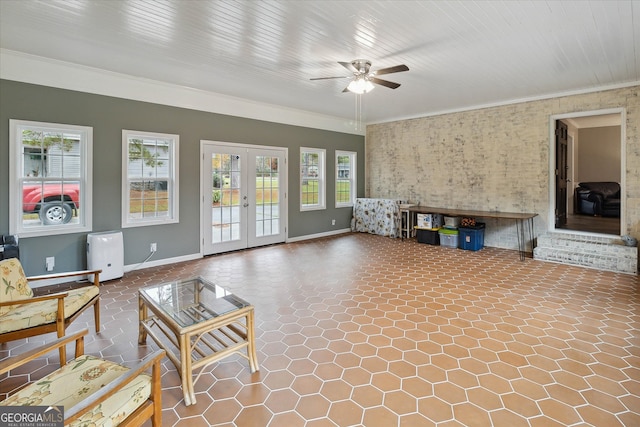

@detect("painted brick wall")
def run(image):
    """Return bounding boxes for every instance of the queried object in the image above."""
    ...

[366,86,639,250]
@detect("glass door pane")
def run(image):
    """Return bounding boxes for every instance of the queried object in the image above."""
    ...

[248,148,286,247]
[212,153,242,244]
[255,155,279,237]
[203,144,248,255]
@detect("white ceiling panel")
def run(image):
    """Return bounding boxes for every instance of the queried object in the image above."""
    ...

[1,0,638,125]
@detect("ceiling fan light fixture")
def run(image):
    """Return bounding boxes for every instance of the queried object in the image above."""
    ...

[347,77,375,94]
[310,59,407,94]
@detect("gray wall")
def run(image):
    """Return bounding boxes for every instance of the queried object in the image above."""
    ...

[577,126,621,183]
[0,80,364,275]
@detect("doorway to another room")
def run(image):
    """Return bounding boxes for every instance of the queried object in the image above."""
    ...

[551,109,623,236]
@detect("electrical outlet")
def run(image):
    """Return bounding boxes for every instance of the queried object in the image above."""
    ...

[331,219,336,225]
[150,243,157,252]
[46,256,55,272]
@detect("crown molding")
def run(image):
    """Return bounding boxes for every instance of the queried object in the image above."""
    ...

[0,49,364,136]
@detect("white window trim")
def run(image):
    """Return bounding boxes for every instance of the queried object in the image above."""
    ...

[336,150,357,208]
[300,147,326,211]
[121,130,179,228]
[9,120,93,238]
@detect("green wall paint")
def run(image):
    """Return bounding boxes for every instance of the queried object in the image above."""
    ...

[0,80,364,275]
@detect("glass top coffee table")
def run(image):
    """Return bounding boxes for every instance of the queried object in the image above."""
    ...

[138,276,258,406]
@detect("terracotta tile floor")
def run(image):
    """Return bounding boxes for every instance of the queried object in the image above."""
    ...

[1,233,639,426]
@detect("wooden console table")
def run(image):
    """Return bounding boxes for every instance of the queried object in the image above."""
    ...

[404,206,537,260]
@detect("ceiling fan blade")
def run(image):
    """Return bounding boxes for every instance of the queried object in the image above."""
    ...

[339,61,358,73]
[310,76,349,80]
[342,86,351,93]
[374,64,409,76]
[370,77,401,89]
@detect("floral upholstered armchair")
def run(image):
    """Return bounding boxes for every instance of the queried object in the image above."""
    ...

[0,329,165,427]
[0,258,101,364]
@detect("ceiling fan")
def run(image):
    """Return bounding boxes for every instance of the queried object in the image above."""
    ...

[310,59,409,94]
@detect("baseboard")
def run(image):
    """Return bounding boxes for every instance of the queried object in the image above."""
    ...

[124,252,202,274]
[287,228,352,243]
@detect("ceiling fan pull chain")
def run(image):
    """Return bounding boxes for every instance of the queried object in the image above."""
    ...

[355,94,363,131]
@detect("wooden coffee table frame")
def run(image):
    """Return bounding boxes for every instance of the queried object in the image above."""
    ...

[138,277,259,406]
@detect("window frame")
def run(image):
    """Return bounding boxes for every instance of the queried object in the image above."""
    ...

[9,119,93,238]
[300,147,326,211]
[121,129,179,228]
[335,151,357,208]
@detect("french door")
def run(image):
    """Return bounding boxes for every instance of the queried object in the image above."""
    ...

[201,141,287,255]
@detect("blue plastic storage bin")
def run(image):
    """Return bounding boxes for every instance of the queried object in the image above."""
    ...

[458,223,485,251]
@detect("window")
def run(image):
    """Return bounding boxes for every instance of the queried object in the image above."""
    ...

[122,130,179,227]
[336,151,357,207]
[9,120,93,237]
[300,148,325,210]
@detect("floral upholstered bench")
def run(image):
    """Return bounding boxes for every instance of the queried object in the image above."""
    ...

[0,329,165,426]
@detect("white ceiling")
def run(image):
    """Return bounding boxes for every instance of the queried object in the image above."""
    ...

[1,0,638,126]
[565,113,621,129]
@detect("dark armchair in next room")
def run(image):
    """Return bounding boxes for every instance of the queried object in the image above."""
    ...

[575,182,621,217]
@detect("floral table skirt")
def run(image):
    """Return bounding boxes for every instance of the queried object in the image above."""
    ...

[351,198,403,238]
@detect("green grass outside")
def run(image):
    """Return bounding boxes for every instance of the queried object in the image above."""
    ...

[301,179,319,205]
[301,180,351,205]
[129,177,348,211]
[336,181,351,203]
[214,176,281,207]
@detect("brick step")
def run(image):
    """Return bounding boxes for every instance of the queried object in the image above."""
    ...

[537,233,636,258]
[534,233,637,274]
[533,246,636,274]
